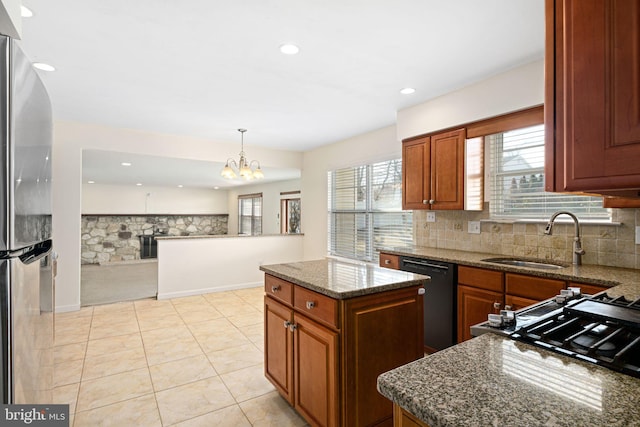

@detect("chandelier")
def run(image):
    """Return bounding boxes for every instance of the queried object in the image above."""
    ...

[221,129,264,180]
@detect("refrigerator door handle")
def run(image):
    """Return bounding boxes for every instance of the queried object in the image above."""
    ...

[18,240,52,265]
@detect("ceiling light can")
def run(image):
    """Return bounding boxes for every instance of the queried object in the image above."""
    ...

[280,44,300,55]
[400,87,416,95]
[33,62,56,72]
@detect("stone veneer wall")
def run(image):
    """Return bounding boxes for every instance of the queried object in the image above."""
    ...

[413,205,640,269]
[81,215,228,264]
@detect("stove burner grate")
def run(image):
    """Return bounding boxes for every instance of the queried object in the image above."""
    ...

[512,295,640,378]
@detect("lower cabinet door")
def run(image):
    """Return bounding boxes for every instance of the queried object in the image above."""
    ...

[264,297,294,404]
[294,313,339,427]
[457,285,504,342]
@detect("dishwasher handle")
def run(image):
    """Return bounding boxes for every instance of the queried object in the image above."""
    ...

[402,259,449,271]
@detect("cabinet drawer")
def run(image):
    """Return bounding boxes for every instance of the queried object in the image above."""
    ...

[569,281,608,296]
[505,294,538,311]
[505,273,564,301]
[458,266,504,292]
[294,286,338,329]
[379,253,400,270]
[265,275,294,306]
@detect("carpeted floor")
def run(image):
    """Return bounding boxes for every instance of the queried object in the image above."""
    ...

[81,261,158,306]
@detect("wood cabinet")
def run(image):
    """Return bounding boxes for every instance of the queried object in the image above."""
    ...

[264,274,424,427]
[402,129,482,210]
[457,266,504,342]
[380,253,400,270]
[569,281,609,296]
[393,403,430,427]
[457,266,613,341]
[505,273,564,302]
[545,0,640,196]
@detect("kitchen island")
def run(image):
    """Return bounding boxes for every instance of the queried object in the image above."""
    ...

[260,258,429,427]
[377,282,640,427]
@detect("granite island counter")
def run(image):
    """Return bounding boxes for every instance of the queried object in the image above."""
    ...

[260,258,430,427]
[259,257,428,299]
[377,282,640,427]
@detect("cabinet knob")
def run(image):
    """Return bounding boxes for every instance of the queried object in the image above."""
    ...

[271,285,281,293]
[429,199,435,205]
[306,301,316,310]
[384,259,391,265]
[422,200,429,204]
[493,302,502,310]
[505,305,512,311]
[283,320,291,329]
[289,323,298,332]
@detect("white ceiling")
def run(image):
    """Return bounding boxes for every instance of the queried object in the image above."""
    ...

[82,149,301,189]
[17,0,544,187]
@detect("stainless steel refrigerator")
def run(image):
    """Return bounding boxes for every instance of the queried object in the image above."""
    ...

[0,35,54,404]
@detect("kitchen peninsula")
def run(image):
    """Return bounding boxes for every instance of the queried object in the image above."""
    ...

[155,233,303,299]
[260,258,428,427]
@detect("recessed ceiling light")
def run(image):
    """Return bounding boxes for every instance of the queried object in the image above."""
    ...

[21,6,33,17]
[214,186,219,190]
[33,63,55,72]
[280,44,300,55]
[87,180,95,184]
[136,183,142,186]
[121,162,132,166]
[177,185,183,188]
[400,87,416,95]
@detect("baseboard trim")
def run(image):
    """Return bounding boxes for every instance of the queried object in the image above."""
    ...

[157,281,262,300]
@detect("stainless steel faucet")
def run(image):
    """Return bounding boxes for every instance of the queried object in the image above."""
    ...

[544,211,585,265]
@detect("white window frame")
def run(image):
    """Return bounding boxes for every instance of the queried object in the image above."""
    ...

[488,124,610,222]
[238,193,262,235]
[327,159,412,262]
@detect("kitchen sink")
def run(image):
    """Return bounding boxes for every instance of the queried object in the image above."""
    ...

[481,257,568,270]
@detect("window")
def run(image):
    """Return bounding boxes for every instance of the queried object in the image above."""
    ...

[280,191,301,234]
[327,159,412,262]
[238,193,262,235]
[489,124,610,221]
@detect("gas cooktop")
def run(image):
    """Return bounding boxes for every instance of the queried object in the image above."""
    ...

[511,293,640,378]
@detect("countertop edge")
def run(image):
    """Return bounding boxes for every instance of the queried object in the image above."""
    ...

[260,264,429,300]
[379,247,632,288]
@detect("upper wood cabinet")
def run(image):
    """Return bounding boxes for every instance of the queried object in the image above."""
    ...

[545,0,640,196]
[402,128,483,210]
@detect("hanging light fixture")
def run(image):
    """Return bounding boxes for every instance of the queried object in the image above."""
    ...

[221,129,264,180]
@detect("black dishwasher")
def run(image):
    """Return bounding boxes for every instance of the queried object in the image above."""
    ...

[399,256,456,352]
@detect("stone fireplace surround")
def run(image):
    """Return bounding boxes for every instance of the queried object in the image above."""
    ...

[81,214,228,264]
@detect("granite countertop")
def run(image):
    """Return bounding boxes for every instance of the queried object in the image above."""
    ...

[259,258,429,299]
[381,246,640,296]
[155,233,304,240]
[377,333,640,427]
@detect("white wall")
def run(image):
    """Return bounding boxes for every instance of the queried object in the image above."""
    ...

[157,235,304,299]
[301,125,401,260]
[397,60,544,140]
[301,60,545,261]
[52,121,302,312]
[82,183,229,214]
[226,179,301,235]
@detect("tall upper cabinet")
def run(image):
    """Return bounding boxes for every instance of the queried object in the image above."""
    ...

[402,128,483,210]
[545,0,640,197]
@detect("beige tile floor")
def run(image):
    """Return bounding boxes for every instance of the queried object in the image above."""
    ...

[54,287,309,426]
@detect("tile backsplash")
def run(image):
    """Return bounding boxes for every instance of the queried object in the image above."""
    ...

[413,205,640,269]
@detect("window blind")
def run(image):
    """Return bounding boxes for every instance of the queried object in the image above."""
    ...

[489,125,609,221]
[238,193,262,235]
[327,159,412,262]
